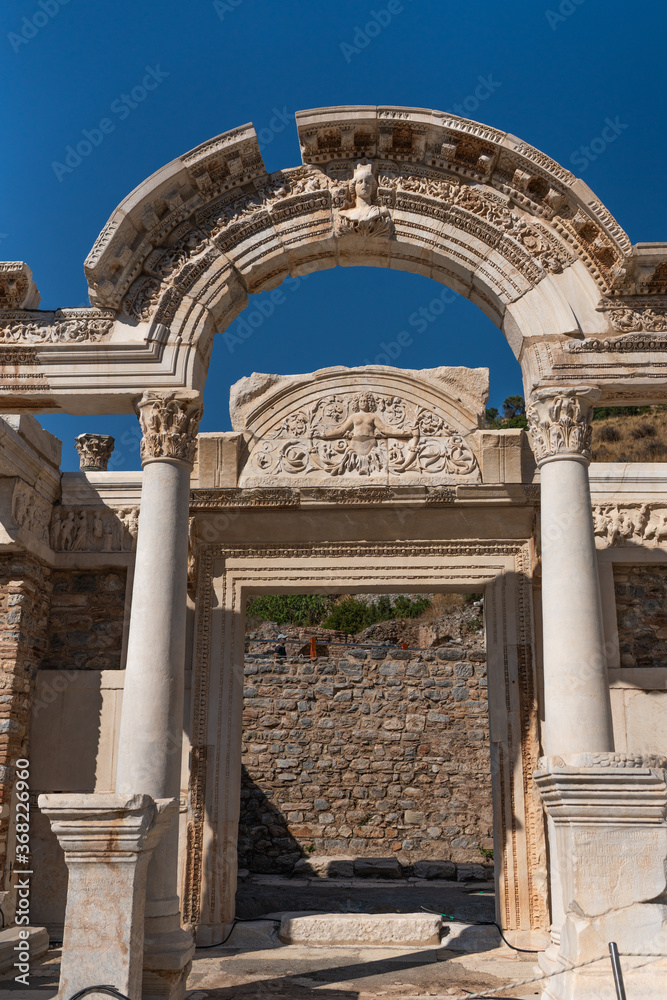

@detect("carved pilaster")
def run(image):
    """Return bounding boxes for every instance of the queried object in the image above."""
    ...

[525,386,600,466]
[136,391,203,468]
[74,433,115,471]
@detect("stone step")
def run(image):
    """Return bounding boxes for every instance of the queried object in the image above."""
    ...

[0,925,49,973]
[279,911,442,946]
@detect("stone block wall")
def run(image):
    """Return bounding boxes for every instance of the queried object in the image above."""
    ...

[239,644,492,874]
[42,569,127,672]
[614,564,667,668]
[0,555,51,892]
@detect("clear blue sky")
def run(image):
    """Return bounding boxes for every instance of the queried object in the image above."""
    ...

[2,0,665,471]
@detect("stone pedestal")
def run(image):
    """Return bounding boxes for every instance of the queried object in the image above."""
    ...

[115,391,202,1000]
[535,754,667,1000]
[38,793,175,1000]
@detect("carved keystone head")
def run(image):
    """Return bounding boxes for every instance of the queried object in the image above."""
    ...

[350,160,377,204]
[75,433,115,471]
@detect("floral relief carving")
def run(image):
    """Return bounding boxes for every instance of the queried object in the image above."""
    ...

[0,308,115,343]
[248,391,478,481]
[526,387,599,464]
[136,390,203,466]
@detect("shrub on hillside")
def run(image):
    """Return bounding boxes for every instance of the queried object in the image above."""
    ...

[598,424,621,442]
[322,595,432,635]
[246,594,337,627]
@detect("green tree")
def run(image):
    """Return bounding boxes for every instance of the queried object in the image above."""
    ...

[321,598,375,634]
[246,594,336,627]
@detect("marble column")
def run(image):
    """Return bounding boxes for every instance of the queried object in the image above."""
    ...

[526,386,614,756]
[115,390,202,1000]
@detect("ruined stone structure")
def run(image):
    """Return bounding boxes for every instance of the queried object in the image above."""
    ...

[238,640,492,874]
[0,105,666,1000]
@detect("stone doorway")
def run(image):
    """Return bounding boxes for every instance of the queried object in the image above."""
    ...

[182,537,547,948]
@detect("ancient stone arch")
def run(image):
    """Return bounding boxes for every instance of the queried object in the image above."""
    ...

[2,105,667,412]
[4,106,667,1000]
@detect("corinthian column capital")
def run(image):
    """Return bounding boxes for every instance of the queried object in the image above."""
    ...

[526,386,600,466]
[135,390,203,468]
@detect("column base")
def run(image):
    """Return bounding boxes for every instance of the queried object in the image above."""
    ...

[535,754,667,1000]
[143,921,195,1000]
[142,961,193,1000]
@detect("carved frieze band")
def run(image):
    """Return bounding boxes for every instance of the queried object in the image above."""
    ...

[526,387,600,465]
[136,390,203,467]
[50,506,138,552]
[593,502,667,548]
[0,308,115,344]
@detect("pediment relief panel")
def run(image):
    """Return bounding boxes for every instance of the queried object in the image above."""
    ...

[231,365,486,487]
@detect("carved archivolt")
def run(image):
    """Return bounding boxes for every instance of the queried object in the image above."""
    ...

[248,391,478,482]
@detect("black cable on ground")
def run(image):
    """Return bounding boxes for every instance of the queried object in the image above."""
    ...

[421,906,541,954]
[67,988,132,1000]
[195,916,282,948]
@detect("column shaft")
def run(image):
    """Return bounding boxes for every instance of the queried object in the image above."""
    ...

[114,390,202,1000]
[540,457,613,754]
[527,386,614,758]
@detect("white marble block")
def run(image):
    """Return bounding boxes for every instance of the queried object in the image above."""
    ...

[38,793,176,1000]
[535,754,667,1000]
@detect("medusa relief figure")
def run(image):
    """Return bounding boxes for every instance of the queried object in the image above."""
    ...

[249,390,478,481]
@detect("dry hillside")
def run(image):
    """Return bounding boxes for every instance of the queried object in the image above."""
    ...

[591,406,667,463]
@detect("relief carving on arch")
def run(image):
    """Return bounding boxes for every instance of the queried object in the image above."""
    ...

[334,160,393,238]
[233,367,486,488]
[250,390,477,481]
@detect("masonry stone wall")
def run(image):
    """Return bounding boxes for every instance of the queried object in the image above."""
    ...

[239,643,492,874]
[42,569,127,672]
[0,555,51,892]
[614,564,667,668]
